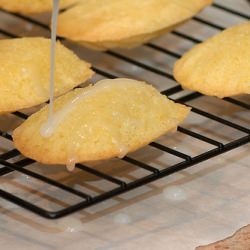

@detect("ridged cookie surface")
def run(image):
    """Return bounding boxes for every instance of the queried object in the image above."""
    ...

[0,37,93,113]
[174,21,250,98]
[57,0,213,50]
[0,0,78,13]
[13,78,190,165]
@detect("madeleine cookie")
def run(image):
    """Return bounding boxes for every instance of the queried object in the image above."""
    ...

[174,21,250,98]
[0,37,94,114]
[0,0,78,13]
[57,0,213,50]
[13,78,190,165]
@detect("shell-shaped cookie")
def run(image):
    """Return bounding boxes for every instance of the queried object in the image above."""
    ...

[0,37,94,113]
[0,0,78,13]
[13,78,190,165]
[174,21,250,98]
[57,0,213,50]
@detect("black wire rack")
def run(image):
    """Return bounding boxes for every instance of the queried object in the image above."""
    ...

[0,2,249,219]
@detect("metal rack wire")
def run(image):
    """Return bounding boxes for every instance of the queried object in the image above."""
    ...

[0,2,249,219]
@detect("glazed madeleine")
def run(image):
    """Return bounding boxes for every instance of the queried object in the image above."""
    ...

[13,78,190,165]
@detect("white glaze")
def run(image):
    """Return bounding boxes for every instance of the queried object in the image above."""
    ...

[162,186,187,201]
[41,79,138,137]
[65,125,87,172]
[47,0,60,131]
[116,142,128,159]
[57,217,83,233]
[66,137,81,172]
[113,213,132,225]
[66,158,76,172]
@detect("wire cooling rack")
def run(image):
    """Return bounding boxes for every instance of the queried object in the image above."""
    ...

[0,2,249,219]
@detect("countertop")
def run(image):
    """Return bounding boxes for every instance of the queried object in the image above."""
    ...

[0,0,250,249]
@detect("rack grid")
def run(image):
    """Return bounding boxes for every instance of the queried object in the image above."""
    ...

[0,2,249,219]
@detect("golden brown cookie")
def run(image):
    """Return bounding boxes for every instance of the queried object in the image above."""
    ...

[174,21,250,98]
[13,78,190,165]
[57,0,213,50]
[0,37,94,114]
[0,0,78,13]
[196,224,250,250]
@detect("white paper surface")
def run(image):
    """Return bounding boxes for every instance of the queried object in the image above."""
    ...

[0,0,249,249]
